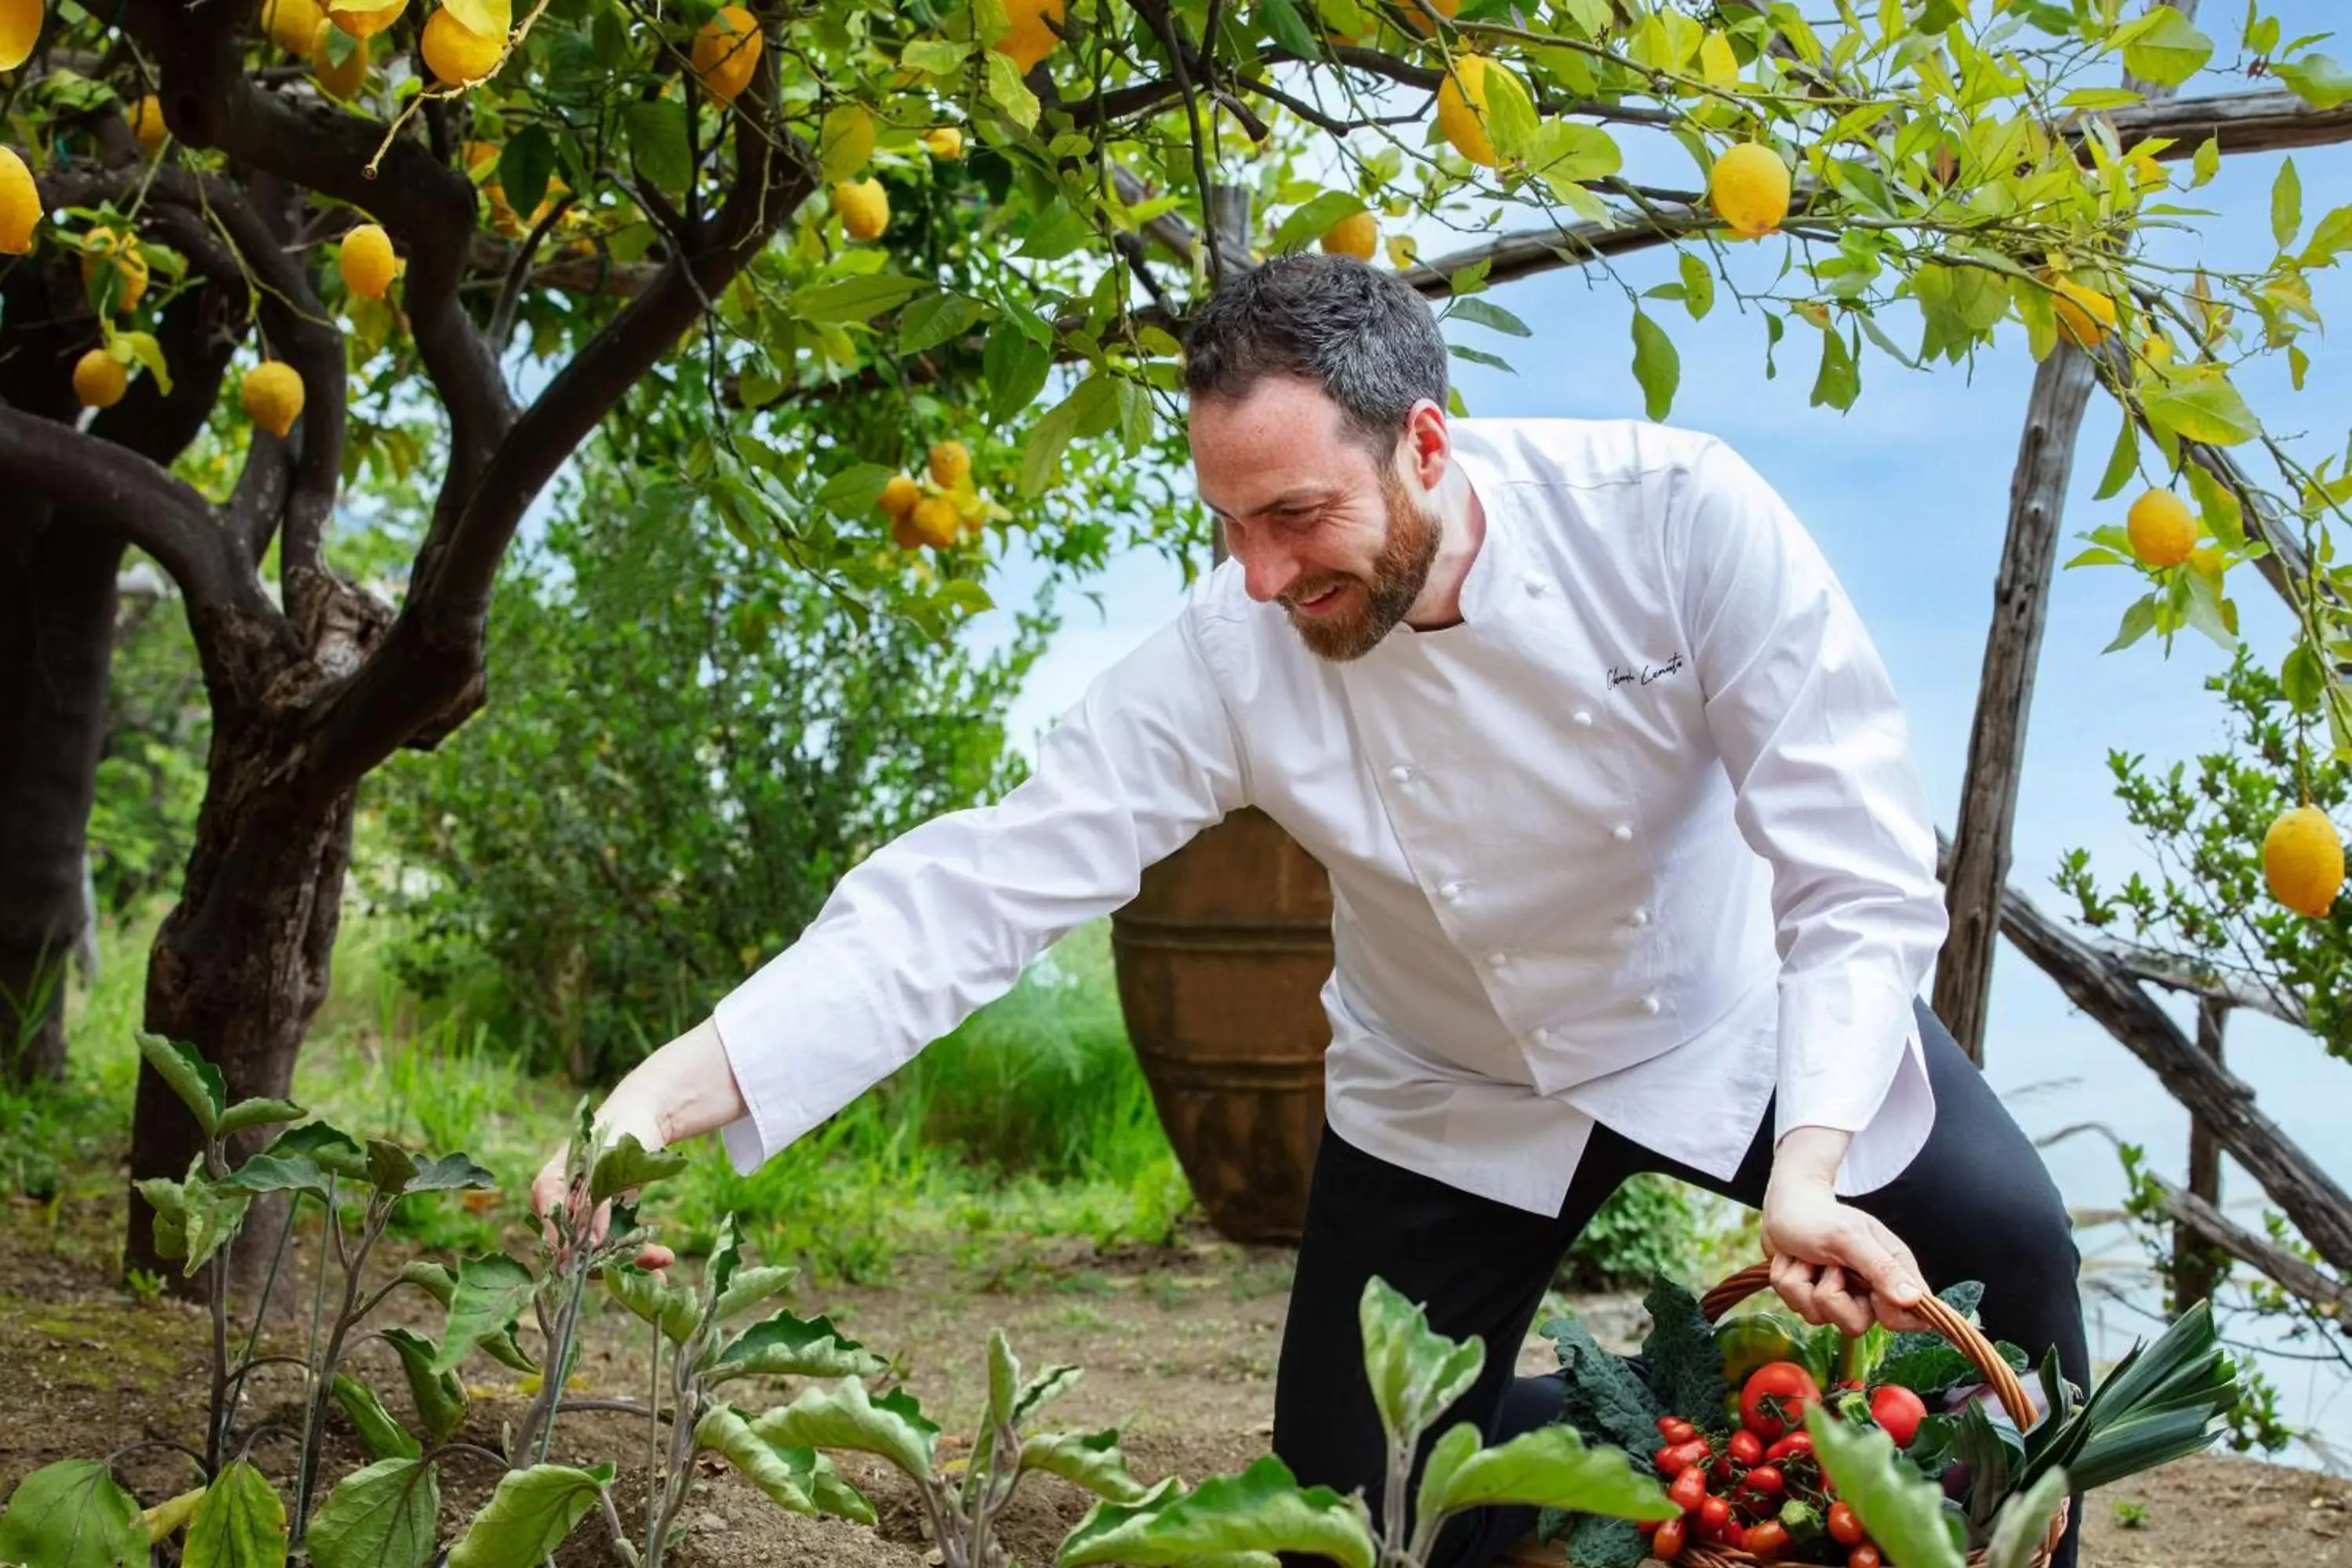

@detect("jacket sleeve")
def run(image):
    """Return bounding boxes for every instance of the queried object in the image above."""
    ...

[710,607,1250,1172]
[1667,435,1949,1194]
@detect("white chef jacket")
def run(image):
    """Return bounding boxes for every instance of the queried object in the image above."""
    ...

[712,416,1949,1217]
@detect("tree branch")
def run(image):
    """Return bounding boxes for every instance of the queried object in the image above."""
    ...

[0,406,241,616]
[2148,1174,2350,1318]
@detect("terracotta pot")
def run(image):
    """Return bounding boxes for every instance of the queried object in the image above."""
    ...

[1109,807,1335,1244]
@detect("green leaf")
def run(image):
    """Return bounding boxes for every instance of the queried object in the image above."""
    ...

[333,1374,423,1462]
[746,1378,940,1478]
[404,1152,499,1194]
[901,38,971,71]
[0,1460,147,1568]
[1022,376,1116,496]
[818,106,876,182]
[623,100,692,194]
[985,317,1053,424]
[499,125,557,227]
[1056,1456,1378,1568]
[1638,1279,1727,1426]
[2183,461,2246,550]
[137,1177,188,1261]
[181,1174,253,1277]
[2143,374,2260,445]
[431,1253,537,1376]
[2104,594,2159,652]
[2301,202,2352,268]
[1809,321,1860,412]
[984,49,1040,128]
[2283,644,2327,713]
[2093,415,2139,502]
[365,1140,417,1192]
[815,463,895,517]
[590,1133,688,1204]
[1986,1466,2070,1568]
[1272,190,1369,254]
[307,1459,440,1568]
[694,1405,876,1523]
[138,1033,224,1138]
[714,1264,798,1322]
[709,1311,886,1382]
[445,1465,613,1568]
[1012,1364,1083,1426]
[1566,1514,1646,1568]
[214,1096,303,1138]
[1358,1276,1485,1453]
[1257,0,1320,56]
[184,1461,287,1568]
[119,330,173,396]
[789,274,927,325]
[379,1327,469,1446]
[898,292,986,356]
[1540,1316,1663,1457]
[262,1122,368,1181]
[604,1265,700,1345]
[1527,122,1621,189]
[1678,252,1715,321]
[2275,53,2352,111]
[1450,297,1532,338]
[1415,1421,1677,1523]
[1805,1404,1965,1568]
[1020,1428,1152,1502]
[1629,310,1679,422]
[2120,6,2212,86]
[988,1328,1022,1428]
[2272,158,2302,249]
[2191,134,2220,187]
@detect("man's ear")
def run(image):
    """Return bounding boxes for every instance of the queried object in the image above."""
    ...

[1400,398,1450,489]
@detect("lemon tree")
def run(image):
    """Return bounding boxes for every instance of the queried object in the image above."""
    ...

[0,0,2349,1285]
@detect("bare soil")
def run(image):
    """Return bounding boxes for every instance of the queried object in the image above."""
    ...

[4,1191,2346,1566]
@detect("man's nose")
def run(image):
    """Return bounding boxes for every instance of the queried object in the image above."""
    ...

[1239,541,1302,604]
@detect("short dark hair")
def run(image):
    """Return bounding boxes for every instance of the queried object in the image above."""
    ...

[1181,253,1449,452]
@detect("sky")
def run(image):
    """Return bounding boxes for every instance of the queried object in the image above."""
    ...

[951,5,2352,1459]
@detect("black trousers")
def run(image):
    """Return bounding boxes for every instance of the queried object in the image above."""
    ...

[1269,1000,2089,1568]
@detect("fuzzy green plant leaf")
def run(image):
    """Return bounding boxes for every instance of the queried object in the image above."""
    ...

[1055,1456,1377,1568]
[306,1459,440,1568]
[183,1460,287,1568]
[1019,1428,1152,1503]
[431,1254,538,1376]
[1359,1276,1484,1450]
[445,1464,613,1568]
[694,1405,875,1523]
[0,1460,147,1568]
[137,1033,224,1138]
[333,1374,422,1461]
[746,1379,939,1479]
[1416,1421,1678,1526]
[707,1311,886,1383]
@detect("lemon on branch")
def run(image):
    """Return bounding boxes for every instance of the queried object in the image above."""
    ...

[241,361,305,437]
[129,95,168,153]
[878,474,921,517]
[920,126,964,159]
[909,495,960,548]
[993,0,1064,75]
[340,222,396,299]
[2125,488,2196,568]
[1708,142,1790,239]
[0,0,38,72]
[312,21,369,99]
[1436,55,1507,169]
[833,178,888,240]
[1320,211,1377,260]
[80,228,148,314]
[692,5,762,101]
[927,440,971,489]
[262,0,325,54]
[2042,270,2115,350]
[2263,806,2344,918]
[422,6,504,85]
[0,147,37,255]
[73,348,127,409]
[328,0,405,38]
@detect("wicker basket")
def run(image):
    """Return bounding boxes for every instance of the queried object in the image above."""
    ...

[1653,1261,2068,1568]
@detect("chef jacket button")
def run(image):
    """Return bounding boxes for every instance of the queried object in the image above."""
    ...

[1640,993,1662,1015]
[1612,823,1633,842]
[1389,763,1414,782]
[1525,576,1548,597]
[1533,1026,1553,1045]
[1572,710,1594,727]
[1486,951,1508,969]
[1629,906,1651,927]
[1439,880,1465,902]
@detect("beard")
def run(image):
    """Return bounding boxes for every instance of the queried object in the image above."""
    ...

[1282,463,1443,662]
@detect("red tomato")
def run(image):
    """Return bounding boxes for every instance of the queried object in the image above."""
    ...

[1657,1439,1709,1475]
[1653,1517,1686,1560]
[1740,1362,1822,1441]
[1828,1501,1864,1546]
[1657,1416,1698,1444]
[1697,1496,1733,1537]
[1744,1521,1791,1560]
[1668,1466,1708,1513]
[1763,1432,1814,1464]
[1850,1548,1882,1568]
[1871,1385,1928,1448]
[1741,1465,1784,1498]
[1728,1429,1765,1467]
[1720,1522,1749,1552]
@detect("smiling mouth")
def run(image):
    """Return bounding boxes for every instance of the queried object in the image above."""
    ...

[1290,583,1351,618]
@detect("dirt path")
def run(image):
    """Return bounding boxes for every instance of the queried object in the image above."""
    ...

[4,1196,2347,1566]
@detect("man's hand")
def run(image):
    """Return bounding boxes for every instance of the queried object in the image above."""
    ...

[530,1140,672,1279]
[1761,1127,1930,1337]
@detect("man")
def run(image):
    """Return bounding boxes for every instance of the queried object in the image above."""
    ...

[534,254,2088,1568]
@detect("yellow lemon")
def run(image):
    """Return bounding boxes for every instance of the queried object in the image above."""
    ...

[890,512,925,550]
[422,6,503,84]
[909,495,960,548]
[340,222,396,299]
[241,361,305,437]
[994,0,1065,74]
[692,5,761,101]
[921,126,964,160]
[1436,55,1501,169]
[1403,0,1458,31]
[129,95,168,153]
[1319,210,1377,260]
[329,0,405,38]
[312,21,369,99]
[0,0,37,72]
[927,439,971,489]
[2140,332,2174,370]
[0,147,36,255]
[2263,806,2344,919]
[2042,270,2115,350]
[833,178,888,240]
[262,0,325,53]
[73,348,126,409]
[879,474,922,517]
[2124,488,2196,569]
[1708,141,1791,239]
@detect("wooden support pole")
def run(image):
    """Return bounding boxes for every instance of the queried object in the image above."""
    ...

[2174,996,2230,1311]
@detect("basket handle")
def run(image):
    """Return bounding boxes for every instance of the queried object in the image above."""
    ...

[1698,1261,2040,1431]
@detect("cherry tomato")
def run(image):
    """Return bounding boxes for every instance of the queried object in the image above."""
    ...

[1871,1385,1928,1449]
[1637,1518,1662,1537]
[1653,1517,1686,1560]
[1740,1362,1823,1441]
[1764,1432,1814,1464]
[1741,1465,1785,1498]
[1698,1496,1733,1537]
[1669,1466,1708,1513]
[1850,1548,1882,1568]
[1828,1501,1864,1546]
[1720,1521,1749,1552]
[1657,1439,1709,1476]
[1657,1416,1698,1444]
[1744,1521,1791,1560]
[1728,1428,1765,1467]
